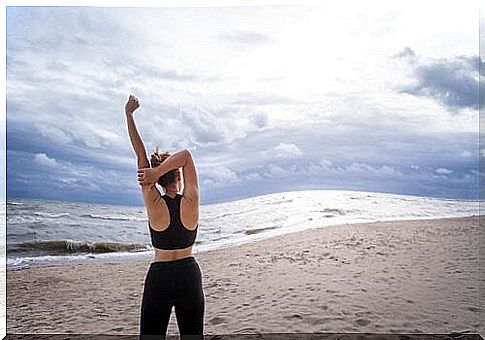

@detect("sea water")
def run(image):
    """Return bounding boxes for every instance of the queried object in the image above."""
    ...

[5,190,480,269]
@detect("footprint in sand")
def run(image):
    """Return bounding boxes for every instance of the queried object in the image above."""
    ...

[110,327,124,332]
[355,318,371,326]
[209,316,226,325]
[235,326,258,333]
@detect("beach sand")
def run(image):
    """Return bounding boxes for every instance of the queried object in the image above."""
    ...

[6,216,482,335]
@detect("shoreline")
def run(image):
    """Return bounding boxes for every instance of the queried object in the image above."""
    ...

[7,216,481,334]
[6,214,482,271]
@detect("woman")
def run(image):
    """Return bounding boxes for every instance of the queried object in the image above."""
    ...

[125,94,205,339]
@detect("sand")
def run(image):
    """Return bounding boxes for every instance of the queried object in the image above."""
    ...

[6,216,482,336]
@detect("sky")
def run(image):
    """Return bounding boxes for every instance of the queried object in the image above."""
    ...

[5,4,482,205]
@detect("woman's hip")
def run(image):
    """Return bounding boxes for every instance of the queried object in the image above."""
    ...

[146,256,202,279]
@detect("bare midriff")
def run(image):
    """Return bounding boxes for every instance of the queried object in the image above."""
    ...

[152,245,194,262]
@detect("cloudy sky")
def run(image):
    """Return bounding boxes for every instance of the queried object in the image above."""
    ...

[6,4,481,205]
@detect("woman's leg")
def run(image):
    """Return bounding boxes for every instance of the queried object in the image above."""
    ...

[140,265,175,339]
[174,259,205,339]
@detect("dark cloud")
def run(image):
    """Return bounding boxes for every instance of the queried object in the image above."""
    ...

[393,46,415,59]
[394,47,480,111]
[7,149,141,205]
[480,58,485,109]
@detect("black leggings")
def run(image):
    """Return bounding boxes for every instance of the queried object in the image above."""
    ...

[140,256,205,340]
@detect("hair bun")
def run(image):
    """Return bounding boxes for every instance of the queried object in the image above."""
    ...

[150,146,171,168]
[149,147,179,188]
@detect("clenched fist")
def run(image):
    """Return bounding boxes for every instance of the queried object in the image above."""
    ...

[125,94,140,114]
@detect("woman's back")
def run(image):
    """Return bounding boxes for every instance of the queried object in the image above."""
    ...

[148,193,198,250]
[138,148,200,261]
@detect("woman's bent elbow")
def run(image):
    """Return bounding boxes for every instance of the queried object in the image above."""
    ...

[182,149,193,161]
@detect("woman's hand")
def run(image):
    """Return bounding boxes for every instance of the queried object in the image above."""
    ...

[137,167,160,186]
[125,94,140,114]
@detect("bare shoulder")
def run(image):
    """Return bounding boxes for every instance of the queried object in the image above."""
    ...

[180,192,199,211]
[141,184,170,230]
[141,184,161,204]
[180,193,199,230]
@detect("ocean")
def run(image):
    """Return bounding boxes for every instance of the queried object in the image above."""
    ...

[5,189,480,269]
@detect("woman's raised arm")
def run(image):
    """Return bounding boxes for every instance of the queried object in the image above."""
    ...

[137,149,189,184]
[125,95,149,169]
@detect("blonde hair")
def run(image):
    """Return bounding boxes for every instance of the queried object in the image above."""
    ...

[150,147,179,187]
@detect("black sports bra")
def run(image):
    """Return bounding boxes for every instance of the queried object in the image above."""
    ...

[148,193,198,250]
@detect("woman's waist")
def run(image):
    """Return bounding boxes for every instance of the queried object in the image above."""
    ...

[152,245,194,262]
[149,254,198,269]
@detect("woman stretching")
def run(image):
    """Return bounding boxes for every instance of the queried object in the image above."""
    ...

[125,94,205,339]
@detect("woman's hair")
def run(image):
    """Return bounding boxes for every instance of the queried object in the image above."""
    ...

[150,147,179,187]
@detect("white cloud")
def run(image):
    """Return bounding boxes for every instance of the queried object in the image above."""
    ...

[320,159,333,170]
[200,165,240,188]
[244,172,263,181]
[267,164,288,177]
[35,124,73,145]
[34,153,57,167]
[273,143,303,157]
[308,162,323,174]
[305,160,401,177]
[461,150,472,157]
[410,164,420,170]
[179,105,227,145]
[220,30,273,46]
[435,167,453,175]
[249,111,269,129]
[343,162,400,176]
